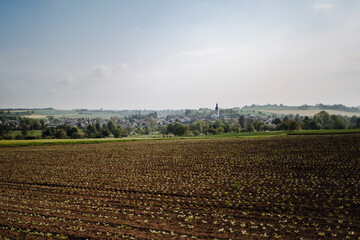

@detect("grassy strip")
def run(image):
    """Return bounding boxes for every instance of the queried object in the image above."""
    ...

[2,129,359,147]
[0,138,148,148]
[287,129,360,135]
[0,131,287,147]
[196,131,287,138]
[11,130,43,137]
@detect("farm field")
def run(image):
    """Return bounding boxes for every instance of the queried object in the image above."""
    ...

[0,135,359,239]
[257,109,360,117]
[6,106,360,120]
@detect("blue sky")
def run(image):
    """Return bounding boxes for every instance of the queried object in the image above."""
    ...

[0,0,359,109]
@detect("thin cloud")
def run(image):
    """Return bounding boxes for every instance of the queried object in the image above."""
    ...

[91,63,130,80]
[314,3,334,12]
[118,62,130,69]
[187,0,226,11]
[93,65,111,72]
[350,54,360,64]
[198,2,226,11]
[178,47,225,57]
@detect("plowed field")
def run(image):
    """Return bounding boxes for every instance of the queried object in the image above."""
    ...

[0,135,359,239]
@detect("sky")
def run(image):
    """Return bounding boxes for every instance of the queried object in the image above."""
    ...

[0,0,359,110]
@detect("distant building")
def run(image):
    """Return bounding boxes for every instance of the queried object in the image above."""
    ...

[211,103,220,119]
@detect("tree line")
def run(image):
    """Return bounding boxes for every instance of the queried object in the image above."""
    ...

[0,111,360,140]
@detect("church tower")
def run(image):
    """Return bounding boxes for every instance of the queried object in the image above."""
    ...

[215,103,219,118]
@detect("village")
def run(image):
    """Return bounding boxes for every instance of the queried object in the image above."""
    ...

[1,104,359,139]
[0,104,280,139]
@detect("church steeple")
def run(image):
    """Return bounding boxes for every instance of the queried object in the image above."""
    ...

[215,103,219,118]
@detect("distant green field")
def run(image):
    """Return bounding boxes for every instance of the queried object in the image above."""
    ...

[287,129,360,135]
[27,109,124,119]
[197,131,287,138]
[4,106,359,120]
[7,109,183,119]
[11,130,42,137]
[5,109,131,119]
[3,129,359,148]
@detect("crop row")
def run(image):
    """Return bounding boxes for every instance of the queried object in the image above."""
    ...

[0,134,359,239]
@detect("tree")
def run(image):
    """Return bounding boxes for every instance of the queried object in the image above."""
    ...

[32,120,42,130]
[124,123,132,135]
[217,127,224,134]
[313,111,330,129]
[334,119,346,129]
[95,122,101,131]
[193,130,201,136]
[190,120,204,133]
[208,127,217,135]
[214,119,223,129]
[302,117,311,130]
[43,127,56,138]
[223,123,231,133]
[39,119,45,130]
[278,121,290,131]
[239,115,245,128]
[247,124,255,132]
[0,124,4,137]
[160,126,168,135]
[253,121,265,131]
[86,124,97,138]
[167,122,181,135]
[309,120,319,130]
[231,122,241,133]
[174,124,188,137]
[55,129,67,139]
[0,124,10,137]
[272,118,281,125]
[21,123,28,136]
[150,120,157,133]
[21,118,31,125]
[67,127,79,138]
[350,116,358,125]
[114,128,122,138]
[107,121,116,134]
[167,123,174,134]
[144,126,150,135]
[97,126,110,138]
[289,120,301,131]
[203,124,209,135]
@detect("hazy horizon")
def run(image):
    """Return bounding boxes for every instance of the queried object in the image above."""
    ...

[1,102,359,112]
[1,0,359,110]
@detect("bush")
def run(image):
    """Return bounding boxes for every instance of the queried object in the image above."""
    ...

[24,136,36,140]
[55,129,67,139]
[3,134,13,140]
[72,132,84,139]
[247,124,255,132]
[15,134,24,140]
[193,130,201,136]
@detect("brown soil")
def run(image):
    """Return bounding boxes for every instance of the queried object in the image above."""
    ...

[0,135,359,239]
